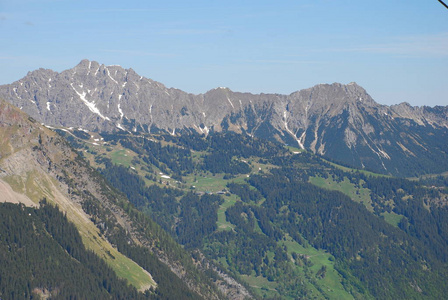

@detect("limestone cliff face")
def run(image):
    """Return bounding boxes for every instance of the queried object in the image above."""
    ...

[1,60,447,176]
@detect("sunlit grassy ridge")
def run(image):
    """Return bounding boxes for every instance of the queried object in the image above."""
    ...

[0,119,156,292]
[3,171,156,291]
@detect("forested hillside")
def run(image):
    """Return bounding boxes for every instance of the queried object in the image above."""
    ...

[61,128,448,299]
[0,201,146,299]
[0,99,234,300]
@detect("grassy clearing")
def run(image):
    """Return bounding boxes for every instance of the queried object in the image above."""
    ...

[183,171,262,231]
[189,175,226,192]
[287,145,305,153]
[216,194,237,231]
[248,158,277,173]
[239,234,353,300]
[309,176,373,211]
[110,149,134,167]
[381,211,404,227]
[280,236,353,300]
[185,172,248,192]
[240,274,278,299]
[324,159,388,178]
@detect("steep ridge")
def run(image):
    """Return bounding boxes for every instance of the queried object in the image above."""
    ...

[1,60,447,176]
[0,99,157,292]
[0,99,236,299]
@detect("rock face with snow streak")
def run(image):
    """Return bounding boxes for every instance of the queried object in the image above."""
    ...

[1,59,448,176]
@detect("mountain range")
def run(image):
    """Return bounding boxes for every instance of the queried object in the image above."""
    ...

[1,60,448,299]
[1,59,447,177]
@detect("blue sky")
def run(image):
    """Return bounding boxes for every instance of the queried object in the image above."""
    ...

[1,0,447,106]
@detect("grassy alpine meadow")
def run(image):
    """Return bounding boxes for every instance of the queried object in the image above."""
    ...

[280,235,354,300]
[309,176,373,211]
[381,211,404,227]
[216,194,237,231]
[110,148,134,167]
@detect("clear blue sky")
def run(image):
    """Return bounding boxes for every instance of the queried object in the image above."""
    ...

[1,0,447,106]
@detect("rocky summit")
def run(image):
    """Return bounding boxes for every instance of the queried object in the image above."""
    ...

[1,59,447,176]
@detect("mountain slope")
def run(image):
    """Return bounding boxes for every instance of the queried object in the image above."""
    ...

[0,202,148,299]
[62,128,448,299]
[0,98,160,291]
[0,98,242,299]
[1,60,447,176]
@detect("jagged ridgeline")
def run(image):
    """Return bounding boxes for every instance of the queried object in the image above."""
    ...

[2,60,448,299]
[1,60,448,177]
[0,99,233,300]
[60,126,448,300]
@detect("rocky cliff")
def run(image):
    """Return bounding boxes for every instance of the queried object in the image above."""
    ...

[1,60,447,176]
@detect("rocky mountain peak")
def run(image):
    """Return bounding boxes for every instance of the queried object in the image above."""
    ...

[1,60,447,176]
